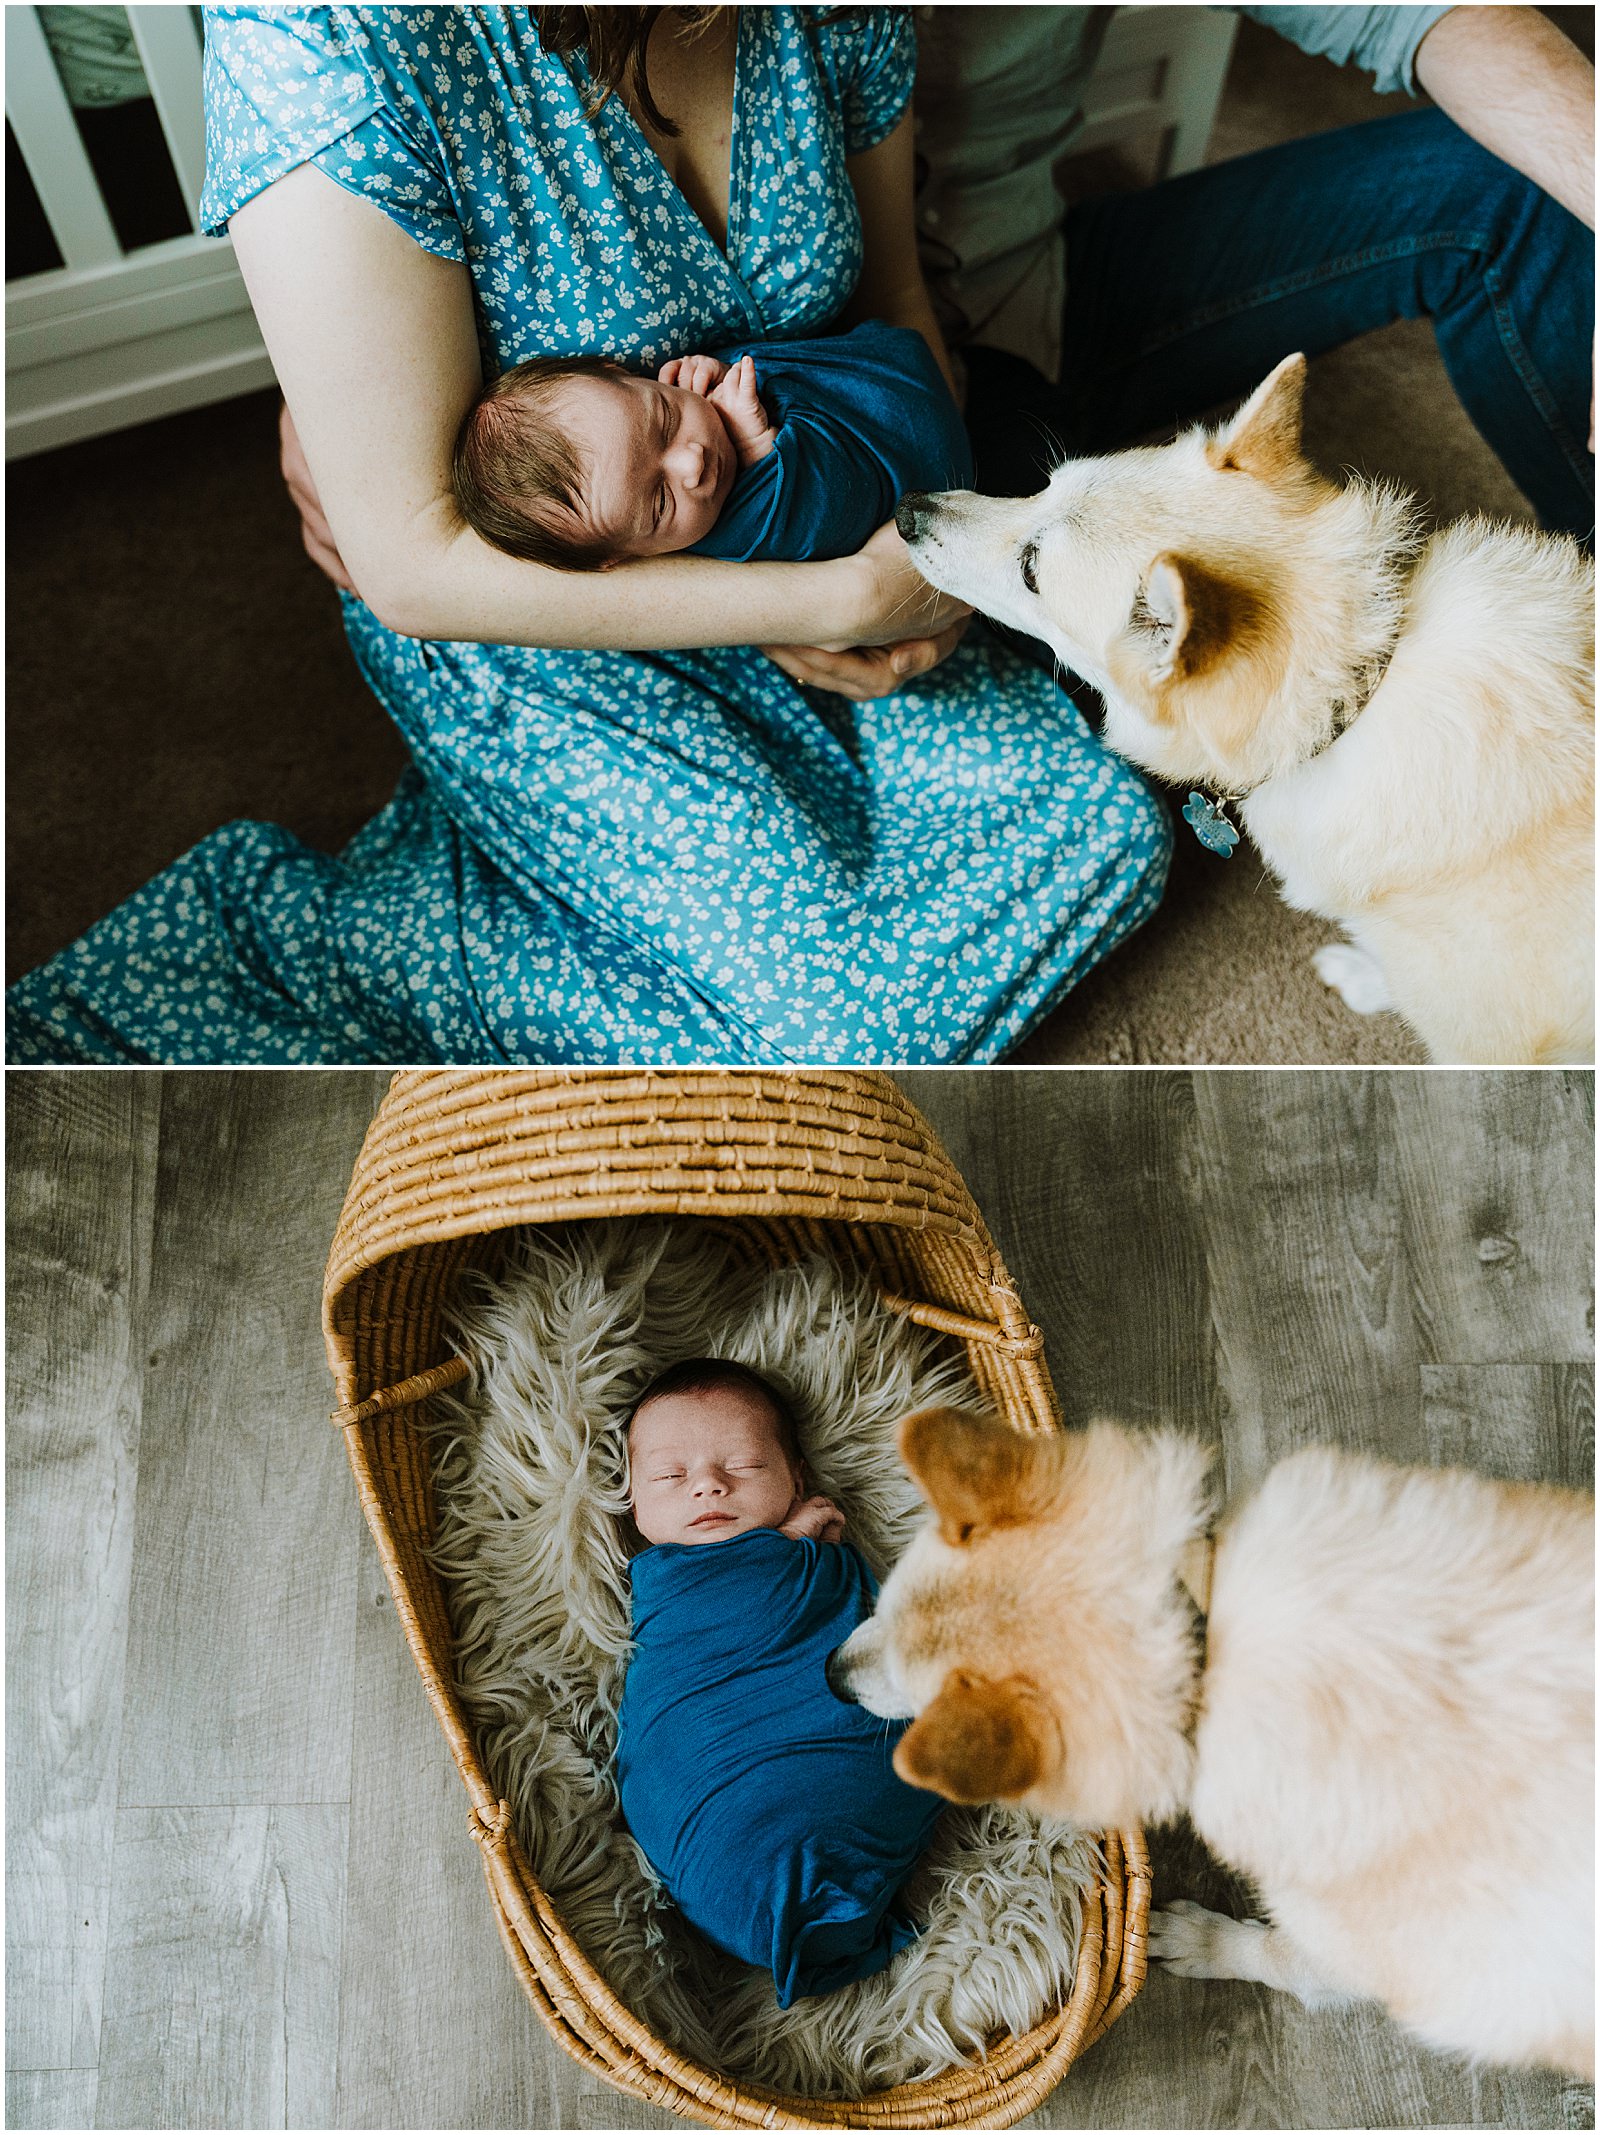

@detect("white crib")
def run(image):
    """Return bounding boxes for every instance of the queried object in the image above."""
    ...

[5,4,1237,461]
[5,5,275,458]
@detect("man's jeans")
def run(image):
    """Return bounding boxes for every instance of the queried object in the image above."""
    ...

[964,108,1594,544]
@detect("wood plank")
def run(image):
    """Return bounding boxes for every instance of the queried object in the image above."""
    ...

[1189,1071,1419,1493]
[335,1522,567,2129]
[5,1074,158,2079]
[116,1070,387,1807]
[1392,1072,1594,1366]
[563,2081,683,2129]
[6,2066,100,2131]
[893,1071,1221,1435]
[95,1803,344,2129]
[1029,1902,1578,2129]
[1422,1363,1595,1488]
[1030,1976,1442,2128]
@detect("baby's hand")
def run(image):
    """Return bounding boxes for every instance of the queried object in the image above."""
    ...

[779,1493,846,1545]
[657,353,728,398]
[708,353,777,469]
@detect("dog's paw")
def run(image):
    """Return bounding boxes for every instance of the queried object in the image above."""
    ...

[1312,942,1394,1015]
[1148,1899,1264,1981]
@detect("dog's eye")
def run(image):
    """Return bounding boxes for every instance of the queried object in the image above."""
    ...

[1019,541,1039,595]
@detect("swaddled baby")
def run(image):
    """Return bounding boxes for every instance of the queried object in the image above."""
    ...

[452,319,972,570]
[614,1358,943,2007]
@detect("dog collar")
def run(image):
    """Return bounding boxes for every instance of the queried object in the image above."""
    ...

[1182,638,1399,858]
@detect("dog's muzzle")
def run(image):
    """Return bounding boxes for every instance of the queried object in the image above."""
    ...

[824,1644,857,1702]
[895,490,936,542]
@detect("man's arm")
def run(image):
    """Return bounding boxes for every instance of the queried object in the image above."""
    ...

[1246,3,1594,444]
[1413,6,1594,230]
[1243,3,1593,226]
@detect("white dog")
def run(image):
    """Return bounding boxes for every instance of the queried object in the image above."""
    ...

[898,355,1594,1064]
[832,1411,1595,2081]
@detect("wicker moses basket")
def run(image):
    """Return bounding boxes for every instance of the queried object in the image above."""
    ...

[323,1069,1149,2129]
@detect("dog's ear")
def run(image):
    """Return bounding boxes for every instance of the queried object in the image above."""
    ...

[898,1407,1064,1545]
[1136,552,1259,686]
[1207,351,1307,481]
[893,1671,1053,1803]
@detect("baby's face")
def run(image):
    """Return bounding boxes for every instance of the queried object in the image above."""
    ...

[554,369,736,560]
[629,1384,801,1547]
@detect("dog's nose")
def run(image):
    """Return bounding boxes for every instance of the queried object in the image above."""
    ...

[896,491,934,541]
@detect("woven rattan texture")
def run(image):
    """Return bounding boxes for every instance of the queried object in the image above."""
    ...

[322,1070,1146,2128]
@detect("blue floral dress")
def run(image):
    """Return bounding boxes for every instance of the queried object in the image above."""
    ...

[6,5,1169,1065]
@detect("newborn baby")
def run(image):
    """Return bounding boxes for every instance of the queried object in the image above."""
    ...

[613,1357,944,2007]
[452,319,973,570]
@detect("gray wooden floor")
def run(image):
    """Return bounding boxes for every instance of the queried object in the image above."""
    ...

[7,1070,1594,2132]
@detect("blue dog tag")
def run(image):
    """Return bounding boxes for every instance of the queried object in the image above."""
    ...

[1182,790,1240,858]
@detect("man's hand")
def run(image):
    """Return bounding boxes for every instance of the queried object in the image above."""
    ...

[778,1493,847,1544]
[279,400,356,592]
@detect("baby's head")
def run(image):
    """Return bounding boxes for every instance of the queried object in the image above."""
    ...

[453,355,736,570]
[627,1358,802,1547]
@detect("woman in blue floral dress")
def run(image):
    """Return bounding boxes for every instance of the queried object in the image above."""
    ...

[6,5,1169,1065]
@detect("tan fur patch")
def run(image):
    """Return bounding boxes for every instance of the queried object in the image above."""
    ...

[1111,553,1287,765]
[898,1407,1065,1547]
[893,1671,1051,1803]
[1154,553,1267,683]
[1206,351,1308,481]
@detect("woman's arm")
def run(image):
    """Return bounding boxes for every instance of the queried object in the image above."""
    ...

[228,162,961,650]
[761,109,974,698]
[837,109,962,403]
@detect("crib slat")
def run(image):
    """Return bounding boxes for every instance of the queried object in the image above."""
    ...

[127,6,207,226]
[4,6,122,271]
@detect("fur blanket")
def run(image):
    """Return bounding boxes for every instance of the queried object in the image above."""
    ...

[426,1220,1096,2094]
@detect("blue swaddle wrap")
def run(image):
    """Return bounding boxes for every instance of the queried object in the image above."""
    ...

[614,1526,945,2007]
[687,320,974,564]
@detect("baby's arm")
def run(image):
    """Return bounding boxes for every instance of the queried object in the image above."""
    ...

[708,355,777,467]
[778,1493,846,1545]
[659,352,776,469]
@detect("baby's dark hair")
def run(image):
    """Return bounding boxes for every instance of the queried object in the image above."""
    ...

[452,353,624,572]
[627,1357,802,1468]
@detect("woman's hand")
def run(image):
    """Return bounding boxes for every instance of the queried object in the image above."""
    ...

[279,400,356,592]
[762,623,971,699]
[760,519,972,700]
